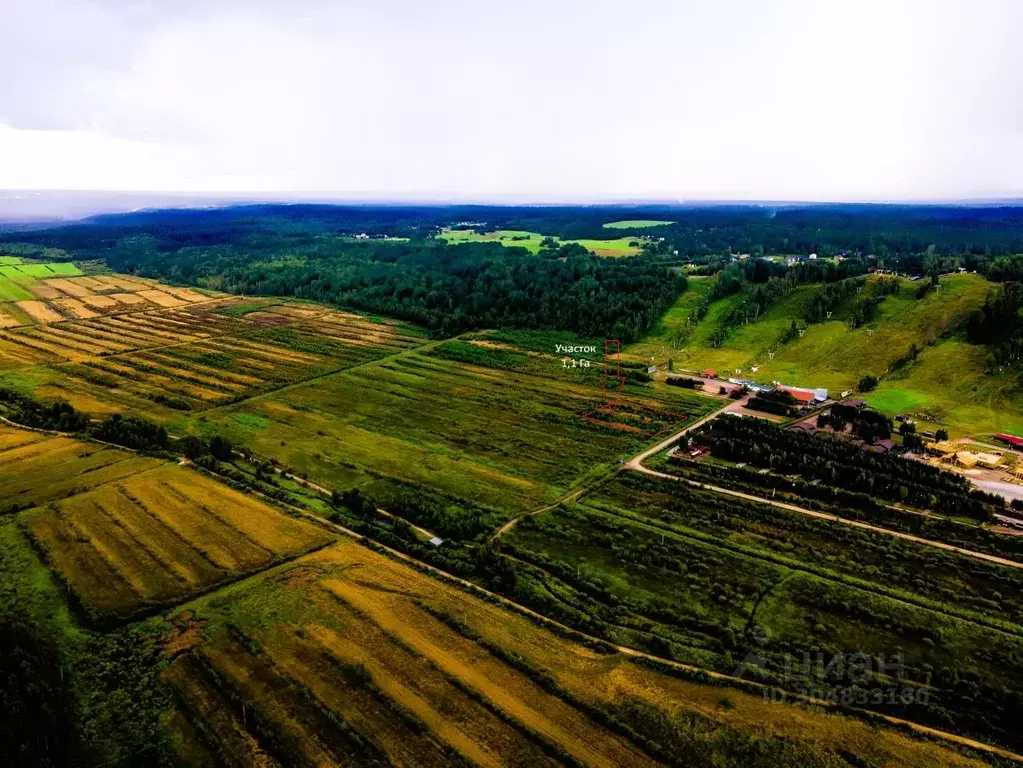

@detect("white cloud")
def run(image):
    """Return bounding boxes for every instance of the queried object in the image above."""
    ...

[0,0,1020,200]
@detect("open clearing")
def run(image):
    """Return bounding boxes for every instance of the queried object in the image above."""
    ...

[161,539,987,768]
[21,463,333,619]
[438,227,644,257]
[504,469,1023,752]
[603,219,674,229]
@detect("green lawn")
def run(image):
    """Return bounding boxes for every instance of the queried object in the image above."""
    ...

[0,256,23,265]
[602,219,673,229]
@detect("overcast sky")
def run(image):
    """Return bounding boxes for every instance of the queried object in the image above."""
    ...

[1,0,1021,202]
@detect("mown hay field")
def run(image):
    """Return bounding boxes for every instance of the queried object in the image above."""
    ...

[0,425,162,513]
[187,339,720,517]
[162,540,990,768]
[0,266,221,331]
[1,299,427,418]
[21,464,334,619]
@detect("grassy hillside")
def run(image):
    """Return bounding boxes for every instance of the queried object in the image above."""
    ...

[629,273,1023,436]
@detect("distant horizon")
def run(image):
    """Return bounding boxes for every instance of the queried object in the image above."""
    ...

[4,189,1023,226]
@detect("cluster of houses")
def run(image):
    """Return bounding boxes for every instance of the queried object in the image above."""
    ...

[723,376,829,405]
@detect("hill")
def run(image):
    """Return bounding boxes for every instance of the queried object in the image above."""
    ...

[628,272,1023,437]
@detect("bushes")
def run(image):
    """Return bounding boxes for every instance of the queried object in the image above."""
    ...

[665,376,703,390]
[858,374,878,392]
[0,388,90,432]
[745,390,798,417]
[91,414,168,451]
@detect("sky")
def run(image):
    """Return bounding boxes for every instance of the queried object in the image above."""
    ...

[1,0,1021,203]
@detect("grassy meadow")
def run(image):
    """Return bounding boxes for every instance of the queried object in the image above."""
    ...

[603,219,674,229]
[627,273,1021,436]
[178,336,720,519]
[438,227,644,257]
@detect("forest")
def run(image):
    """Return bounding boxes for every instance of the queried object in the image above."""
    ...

[7,228,684,341]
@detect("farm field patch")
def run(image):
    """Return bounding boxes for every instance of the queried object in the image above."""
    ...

[0,276,35,301]
[162,538,989,768]
[21,464,334,619]
[0,299,427,418]
[0,426,162,513]
[0,265,224,330]
[15,299,65,323]
[184,338,720,518]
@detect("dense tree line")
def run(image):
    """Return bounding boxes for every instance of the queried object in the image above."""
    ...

[665,376,703,389]
[848,277,900,329]
[0,619,77,767]
[965,282,1023,367]
[11,202,1023,269]
[745,390,799,417]
[0,389,90,432]
[805,276,867,323]
[696,415,1000,520]
[708,276,796,347]
[818,402,892,442]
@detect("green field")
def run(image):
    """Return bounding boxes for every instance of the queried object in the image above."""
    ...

[603,219,674,229]
[438,227,643,257]
[0,256,23,265]
[627,276,716,362]
[44,262,84,276]
[0,276,35,301]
